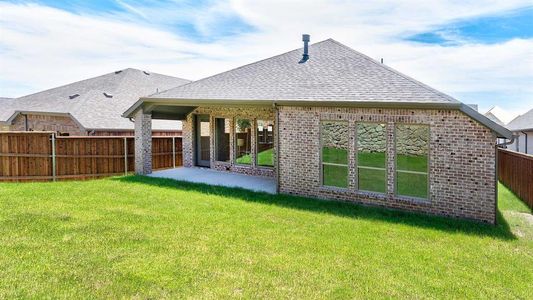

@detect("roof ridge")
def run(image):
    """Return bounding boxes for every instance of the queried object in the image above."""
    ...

[507,107,533,125]
[15,68,189,100]
[327,39,459,103]
[14,70,125,100]
[150,39,334,97]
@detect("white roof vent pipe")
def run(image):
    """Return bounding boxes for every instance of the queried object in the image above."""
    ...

[299,34,310,64]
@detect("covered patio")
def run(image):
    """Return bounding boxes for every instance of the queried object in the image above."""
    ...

[126,99,278,189]
[148,167,277,194]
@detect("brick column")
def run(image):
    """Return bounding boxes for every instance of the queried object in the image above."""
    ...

[182,115,193,167]
[134,108,152,175]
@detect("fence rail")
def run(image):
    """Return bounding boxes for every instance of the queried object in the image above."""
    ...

[0,132,182,182]
[498,148,533,209]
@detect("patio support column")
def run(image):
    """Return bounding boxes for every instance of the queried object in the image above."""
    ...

[134,108,152,175]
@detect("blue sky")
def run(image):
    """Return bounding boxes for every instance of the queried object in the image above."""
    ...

[406,6,533,45]
[1,1,532,121]
[4,0,256,42]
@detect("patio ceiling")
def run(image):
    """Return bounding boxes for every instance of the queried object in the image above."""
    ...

[144,103,197,120]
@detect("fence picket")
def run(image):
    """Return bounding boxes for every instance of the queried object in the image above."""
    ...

[0,132,182,182]
[498,148,533,209]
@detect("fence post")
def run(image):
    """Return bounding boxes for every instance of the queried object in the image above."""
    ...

[51,133,56,181]
[172,136,176,168]
[124,137,128,175]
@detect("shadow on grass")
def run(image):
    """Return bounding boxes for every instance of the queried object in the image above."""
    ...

[112,175,515,241]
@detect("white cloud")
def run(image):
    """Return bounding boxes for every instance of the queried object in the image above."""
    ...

[0,1,532,113]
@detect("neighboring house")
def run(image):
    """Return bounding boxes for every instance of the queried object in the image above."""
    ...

[0,68,190,136]
[0,98,13,131]
[484,107,507,145]
[506,108,533,154]
[124,37,511,224]
[484,108,505,126]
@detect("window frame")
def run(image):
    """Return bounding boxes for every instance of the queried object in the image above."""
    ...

[394,123,431,201]
[255,119,275,168]
[319,120,349,189]
[355,122,388,194]
[234,117,254,166]
[214,117,231,163]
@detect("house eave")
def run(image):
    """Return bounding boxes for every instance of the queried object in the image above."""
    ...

[458,104,513,139]
[123,97,462,118]
[122,98,512,139]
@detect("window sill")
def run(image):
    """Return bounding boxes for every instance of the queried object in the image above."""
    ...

[233,163,253,167]
[395,195,431,205]
[319,185,351,193]
[356,190,387,199]
[257,165,274,169]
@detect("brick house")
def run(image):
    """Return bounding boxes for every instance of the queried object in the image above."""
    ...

[124,37,511,224]
[506,108,533,154]
[0,68,190,136]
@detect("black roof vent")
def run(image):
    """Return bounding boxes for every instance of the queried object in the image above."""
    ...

[299,34,310,64]
[143,71,150,75]
[103,92,113,98]
[69,94,80,99]
[115,70,122,74]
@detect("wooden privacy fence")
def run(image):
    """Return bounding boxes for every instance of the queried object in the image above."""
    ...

[498,148,533,209]
[0,132,182,182]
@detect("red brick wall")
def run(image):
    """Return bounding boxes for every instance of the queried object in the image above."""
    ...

[7,114,181,137]
[91,130,181,137]
[278,106,497,223]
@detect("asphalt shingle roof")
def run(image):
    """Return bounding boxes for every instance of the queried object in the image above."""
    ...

[507,108,533,131]
[151,39,459,104]
[1,69,190,130]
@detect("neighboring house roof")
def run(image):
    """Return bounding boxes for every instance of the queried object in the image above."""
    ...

[124,39,512,139]
[1,68,190,131]
[507,108,533,131]
[484,111,505,126]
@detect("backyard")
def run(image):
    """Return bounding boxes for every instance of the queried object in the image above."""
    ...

[0,177,531,298]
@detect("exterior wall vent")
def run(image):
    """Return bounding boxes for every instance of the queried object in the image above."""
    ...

[103,92,113,98]
[69,94,80,99]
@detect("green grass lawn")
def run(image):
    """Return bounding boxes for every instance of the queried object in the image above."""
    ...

[235,148,274,166]
[0,177,532,299]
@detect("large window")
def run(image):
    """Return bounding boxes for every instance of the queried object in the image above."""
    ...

[321,121,348,188]
[395,124,429,199]
[215,118,230,162]
[357,123,386,193]
[235,118,252,165]
[256,120,274,167]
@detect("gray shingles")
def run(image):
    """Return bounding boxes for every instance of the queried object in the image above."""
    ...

[0,69,190,130]
[507,108,533,131]
[151,39,458,104]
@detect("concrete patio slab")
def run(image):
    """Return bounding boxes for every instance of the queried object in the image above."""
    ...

[148,167,277,194]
